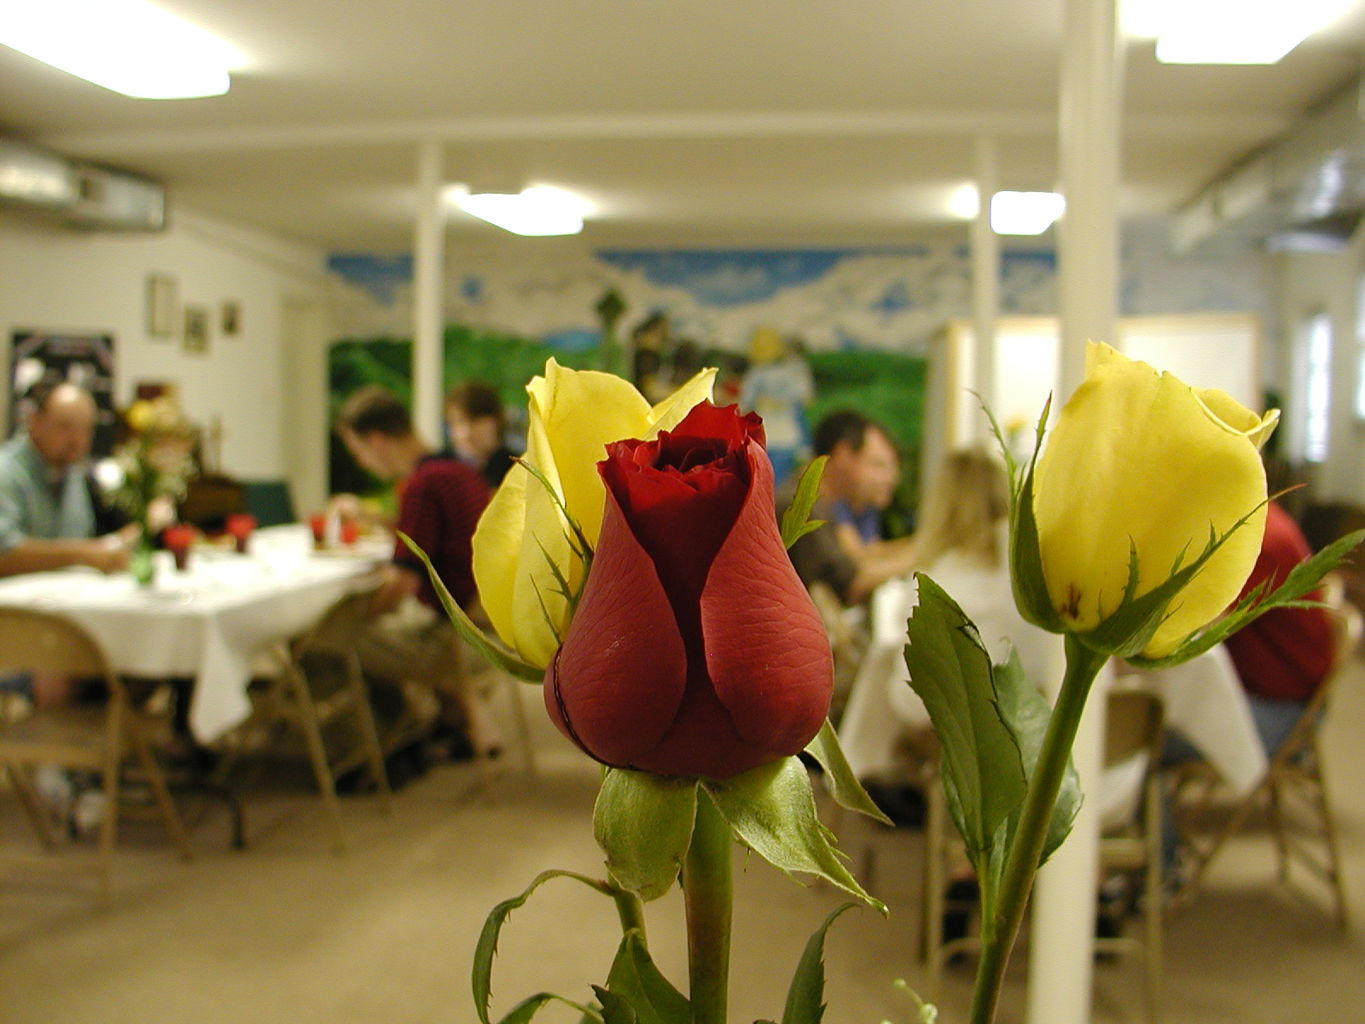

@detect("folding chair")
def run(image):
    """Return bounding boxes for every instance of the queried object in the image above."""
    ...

[1169,577,1361,926]
[920,688,1166,1024]
[250,584,393,852]
[0,608,193,898]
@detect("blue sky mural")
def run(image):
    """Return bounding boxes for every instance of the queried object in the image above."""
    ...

[597,248,929,308]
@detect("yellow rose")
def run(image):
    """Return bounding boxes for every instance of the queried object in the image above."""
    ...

[1033,342,1278,658]
[473,358,716,667]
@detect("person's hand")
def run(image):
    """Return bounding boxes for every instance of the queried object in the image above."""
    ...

[146,495,177,532]
[326,493,365,520]
[85,534,131,574]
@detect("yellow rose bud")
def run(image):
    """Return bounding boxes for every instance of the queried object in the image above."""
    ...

[1033,342,1278,658]
[473,358,716,667]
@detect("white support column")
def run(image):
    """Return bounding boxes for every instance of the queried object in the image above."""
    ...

[413,140,445,447]
[1026,1,1121,1022]
[971,135,1000,439]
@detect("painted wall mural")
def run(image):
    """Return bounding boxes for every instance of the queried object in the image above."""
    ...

[326,231,1271,507]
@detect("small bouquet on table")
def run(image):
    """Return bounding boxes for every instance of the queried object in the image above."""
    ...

[407,351,1361,1024]
[105,398,196,585]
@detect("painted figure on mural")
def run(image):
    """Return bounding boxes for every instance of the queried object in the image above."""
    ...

[739,326,813,485]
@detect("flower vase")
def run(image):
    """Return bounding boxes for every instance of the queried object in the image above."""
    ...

[130,526,156,587]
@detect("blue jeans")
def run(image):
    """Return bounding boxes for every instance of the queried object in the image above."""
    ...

[0,672,32,698]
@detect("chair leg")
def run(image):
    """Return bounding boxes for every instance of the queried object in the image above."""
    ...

[345,655,392,812]
[1142,781,1163,1024]
[1266,771,1290,885]
[921,776,947,997]
[98,700,124,901]
[505,675,538,777]
[4,761,58,849]
[1177,781,1266,903]
[1308,742,1350,930]
[123,719,194,861]
[283,666,348,854]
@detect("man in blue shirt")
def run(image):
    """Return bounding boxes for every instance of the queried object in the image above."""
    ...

[0,381,130,577]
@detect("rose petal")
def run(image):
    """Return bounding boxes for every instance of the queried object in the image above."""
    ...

[545,486,688,767]
[700,438,832,756]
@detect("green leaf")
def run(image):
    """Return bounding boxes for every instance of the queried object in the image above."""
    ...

[1131,527,1365,669]
[473,869,623,1024]
[601,930,691,1024]
[592,988,639,1024]
[902,573,1028,860]
[397,531,543,682]
[496,993,604,1024]
[780,457,829,549]
[779,903,859,1024]
[703,757,886,913]
[593,769,699,902]
[991,649,1080,868]
[803,719,892,826]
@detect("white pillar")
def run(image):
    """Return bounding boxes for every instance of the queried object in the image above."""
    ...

[971,136,1000,440]
[413,141,445,447]
[1026,1,1121,1022]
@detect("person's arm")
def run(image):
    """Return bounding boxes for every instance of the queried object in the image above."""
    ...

[369,562,421,614]
[843,537,920,605]
[0,533,130,576]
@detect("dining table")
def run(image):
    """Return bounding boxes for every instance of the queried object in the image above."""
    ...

[837,576,1271,821]
[0,523,385,744]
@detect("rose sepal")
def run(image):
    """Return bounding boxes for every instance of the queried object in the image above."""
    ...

[398,531,542,683]
[592,761,883,912]
[593,768,699,902]
[1126,525,1365,670]
[1066,499,1277,660]
[704,757,886,913]
[991,398,1065,635]
[803,719,893,826]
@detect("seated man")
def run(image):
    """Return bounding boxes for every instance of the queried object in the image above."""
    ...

[335,385,501,757]
[1224,500,1335,755]
[0,381,131,578]
[783,409,918,607]
[0,381,131,708]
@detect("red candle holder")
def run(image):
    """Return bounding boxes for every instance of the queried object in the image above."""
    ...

[226,514,257,554]
[163,525,195,570]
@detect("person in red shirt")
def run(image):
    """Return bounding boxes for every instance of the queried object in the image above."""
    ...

[336,385,501,757]
[1224,501,1335,754]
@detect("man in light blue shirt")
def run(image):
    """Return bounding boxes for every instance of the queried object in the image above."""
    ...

[0,382,130,577]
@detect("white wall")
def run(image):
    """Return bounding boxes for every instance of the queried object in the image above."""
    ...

[0,207,328,491]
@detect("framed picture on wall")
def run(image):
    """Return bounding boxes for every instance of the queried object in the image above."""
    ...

[146,273,177,338]
[221,301,240,336]
[183,305,210,355]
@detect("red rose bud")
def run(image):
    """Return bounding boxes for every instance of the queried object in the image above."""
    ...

[544,402,833,780]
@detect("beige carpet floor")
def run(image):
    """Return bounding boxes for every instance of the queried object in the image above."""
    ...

[3,660,1365,1024]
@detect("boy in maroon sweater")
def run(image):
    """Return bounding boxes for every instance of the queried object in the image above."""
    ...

[1224,501,1334,754]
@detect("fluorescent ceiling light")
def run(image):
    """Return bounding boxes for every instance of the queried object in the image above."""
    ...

[990,191,1065,235]
[0,0,241,99]
[1125,0,1353,65]
[451,185,588,236]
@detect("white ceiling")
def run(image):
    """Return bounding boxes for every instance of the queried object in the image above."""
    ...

[2,0,1364,252]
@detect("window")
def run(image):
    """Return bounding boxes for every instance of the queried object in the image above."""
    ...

[1355,276,1365,420]
[1302,310,1332,464]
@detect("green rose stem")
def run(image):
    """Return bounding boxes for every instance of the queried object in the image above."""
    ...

[684,793,733,1024]
[969,634,1109,1024]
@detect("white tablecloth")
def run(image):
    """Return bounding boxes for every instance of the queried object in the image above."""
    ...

[0,535,379,742]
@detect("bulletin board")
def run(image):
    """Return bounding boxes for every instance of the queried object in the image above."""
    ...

[8,330,118,456]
